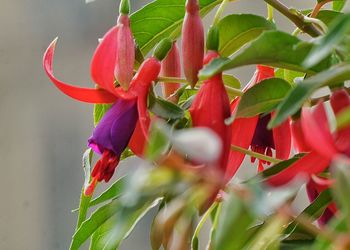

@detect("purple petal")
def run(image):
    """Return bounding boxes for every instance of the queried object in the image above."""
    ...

[88,99,138,157]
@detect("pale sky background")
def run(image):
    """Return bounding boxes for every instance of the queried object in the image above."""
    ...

[0,0,338,249]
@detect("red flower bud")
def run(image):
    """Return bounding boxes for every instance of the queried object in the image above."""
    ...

[114,14,135,91]
[182,0,204,87]
[189,51,231,173]
[161,42,181,103]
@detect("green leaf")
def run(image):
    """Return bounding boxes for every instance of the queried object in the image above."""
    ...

[259,155,303,180]
[70,199,120,250]
[303,13,350,68]
[131,0,223,55]
[90,198,162,250]
[218,14,275,57]
[285,189,333,235]
[269,64,350,128]
[148,92,184,120]
[75,149,94,230]
[93,104,112,127]
[275,68,305,85]
[90,214,118,250]
[336,105,350,129]
[89,176,128,207]
[315,10,344,26]
[236,78,291,118]
[332,159,350,217]
[213,193,254,250]
[199,31,332,80]
[281,240,314,250]
[222,74,240,89]
[146,122,170,161]
[333,0,347,11]
[247,215,288,250]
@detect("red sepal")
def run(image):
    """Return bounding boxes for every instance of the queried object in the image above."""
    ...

[268,151,330,186]
[272,114,291,159]
[43,38,117,104]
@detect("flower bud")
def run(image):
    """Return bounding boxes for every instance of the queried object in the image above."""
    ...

[182,0,204,88]
[161,42,181,102]
[114,14,135,90]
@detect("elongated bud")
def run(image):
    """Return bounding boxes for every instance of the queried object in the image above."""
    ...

[189,51,231,172]
[161,42,181,102]
[153,38,173,61]
[114,12,135,90]
[206,25,219,52]
[119,0,130,15]
[182,0,204,88]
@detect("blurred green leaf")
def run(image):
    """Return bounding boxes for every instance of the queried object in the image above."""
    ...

[269,64,350,128]
[281,240,314,250]
[218,14,275,57]
[333,0,347,11]
[70,199,120,250]
[146,122,170,161]
[247,215,288,250]
[199,31,332,80]
[275,68,305,85]
[222,74,241,89]
[93,104,112,127]
[89,176,128,207]
[304,13,350,68]
[236,78,291,118]
[285,189,333,235]
[90,198,162,250]
[131,0,224,55]
[332,159,350,217]
[213,193,254,250]
[148,92,184,120]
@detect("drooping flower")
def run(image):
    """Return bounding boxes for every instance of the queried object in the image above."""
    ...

[43,4,168,194]
[161,41,181,103]
[268,89,350,186]
[226,65,292,179]
[182,0,204,87]
[189,50,232,173]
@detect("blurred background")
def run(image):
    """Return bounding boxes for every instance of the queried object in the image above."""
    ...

[0,0,331,249]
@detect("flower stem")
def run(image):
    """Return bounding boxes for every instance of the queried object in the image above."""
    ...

[76,189,93,229]
[158,76,244,97]
[263,0,321,37]
[231,144,282,164]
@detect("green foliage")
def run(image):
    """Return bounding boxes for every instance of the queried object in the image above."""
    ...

[236,78,291,118]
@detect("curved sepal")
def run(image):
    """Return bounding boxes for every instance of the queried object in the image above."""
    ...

[43,38,117,103]
[272,115,291,160]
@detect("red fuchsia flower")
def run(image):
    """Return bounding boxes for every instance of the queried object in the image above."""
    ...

[189,50,232,174]
[161,41,181,103]
[226,65,292,179]
[291,118,337,225]
[268,89,350,186]
[114,0,135,91]
[182,0,204,88]
[43,4,166,194]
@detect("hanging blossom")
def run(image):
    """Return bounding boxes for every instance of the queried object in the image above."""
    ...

[268,89,350,186]
[226,65,292,179]
[43,0,167,195]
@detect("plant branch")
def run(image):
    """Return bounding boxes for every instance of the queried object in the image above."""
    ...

[231,145,282,164]
[263,0,322,37]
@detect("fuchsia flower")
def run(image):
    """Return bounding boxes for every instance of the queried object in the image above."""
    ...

[182,0,204,87]
[161,42,181,103]
[226,65,292,179]
[268,89,350,186]
[43,2,163,195]
[190,51,232,173]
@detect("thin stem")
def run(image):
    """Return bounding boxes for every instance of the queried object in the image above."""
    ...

[263,0,321,37]
[310,0,332,18]
[159,76,244,97]
[213,0,230,26]
[267,4,274,21]
[231,145,282,164]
